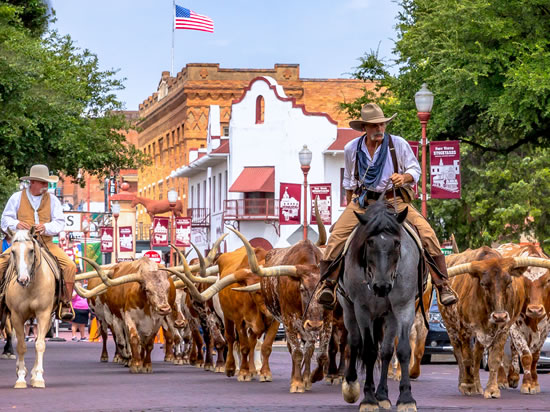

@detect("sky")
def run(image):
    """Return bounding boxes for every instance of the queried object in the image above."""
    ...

[50,0,401,111]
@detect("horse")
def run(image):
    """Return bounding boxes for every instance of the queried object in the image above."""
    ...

[1,229,59,388]
[339,197,423,412]
[130,195,183,222]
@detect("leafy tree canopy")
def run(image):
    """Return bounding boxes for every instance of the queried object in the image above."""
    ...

[342,0,550,252]
[0,1,149,210]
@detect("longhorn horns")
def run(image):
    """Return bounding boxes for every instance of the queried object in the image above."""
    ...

[447,256,550,278]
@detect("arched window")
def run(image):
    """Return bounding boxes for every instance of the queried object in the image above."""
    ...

[255,95,265,124]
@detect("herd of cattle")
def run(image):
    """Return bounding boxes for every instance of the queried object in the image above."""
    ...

[4,224,550,408]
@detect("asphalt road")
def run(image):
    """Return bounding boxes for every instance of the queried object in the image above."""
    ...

[1,335,550,411]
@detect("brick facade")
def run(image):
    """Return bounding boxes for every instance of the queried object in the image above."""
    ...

[136,63,370,232]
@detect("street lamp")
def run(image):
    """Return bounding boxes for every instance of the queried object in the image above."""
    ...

[167,189,178,266]
[298,145,312,240]
[111,201,120,263]
[415,83,434,218]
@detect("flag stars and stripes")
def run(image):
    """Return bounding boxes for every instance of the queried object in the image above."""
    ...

[175,5,214,33]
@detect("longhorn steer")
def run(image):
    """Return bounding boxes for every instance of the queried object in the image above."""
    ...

[497,243,550,394]
[441,247,528,398]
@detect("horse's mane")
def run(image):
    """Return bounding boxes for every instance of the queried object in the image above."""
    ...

[12,230,31,242]
[362,202,401,238]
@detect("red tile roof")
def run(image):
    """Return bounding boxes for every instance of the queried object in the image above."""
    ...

[326,128,363,151]
[229,166,275,193]
[211,140,229,154]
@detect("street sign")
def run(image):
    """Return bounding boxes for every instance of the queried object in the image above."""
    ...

[143,250,162,264]
[64,213,82,232]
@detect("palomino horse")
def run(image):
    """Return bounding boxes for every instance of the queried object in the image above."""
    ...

[1,229,58,388]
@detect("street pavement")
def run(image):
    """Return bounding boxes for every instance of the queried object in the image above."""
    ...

[0,332,550,411]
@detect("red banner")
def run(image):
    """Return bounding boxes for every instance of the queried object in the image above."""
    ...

[279,183,301,225]
[174,217,192,247]
[408,141,420,198]
[152,216,170,247]
[430,141,461,199]
[100,227,114,253]
[119,226,134,252]
[310,184,332,225]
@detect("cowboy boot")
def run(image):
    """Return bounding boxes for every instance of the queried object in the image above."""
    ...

[58,281,75,322]
[431,254,458,306]
[317,260,339,310]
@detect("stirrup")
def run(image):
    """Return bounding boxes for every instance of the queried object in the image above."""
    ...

[438,286,458,307]
[58,302,75,321]
[317,284,337,310]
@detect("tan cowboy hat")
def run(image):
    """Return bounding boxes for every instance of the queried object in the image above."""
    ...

[349,103,397,132]
[20,164,59,184]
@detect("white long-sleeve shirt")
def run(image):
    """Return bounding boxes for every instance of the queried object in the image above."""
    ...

[1,190,65,236]
[343,134,421,193]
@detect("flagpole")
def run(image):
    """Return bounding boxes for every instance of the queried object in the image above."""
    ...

[171,0,175,76]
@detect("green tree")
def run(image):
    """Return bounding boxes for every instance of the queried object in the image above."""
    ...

[342,0,550,252]
[0,2,148,210]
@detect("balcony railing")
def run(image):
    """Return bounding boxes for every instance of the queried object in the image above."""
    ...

[187,208,210,227]
[224,199,279,221]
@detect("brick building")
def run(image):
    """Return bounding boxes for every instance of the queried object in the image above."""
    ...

[136,63,369,237]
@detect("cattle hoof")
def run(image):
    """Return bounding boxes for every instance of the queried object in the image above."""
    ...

[237,373,252,382]
[9,354,16,360]
[378,399,392,410]
[164,357,174,362]
[204,364,215,372]
[359,402,379,412]
[214,366,225,373]
[225,368,236,377]
[31,379,45,388]
[259,373,272,382]
[498,381,509,389]
[129,366,140,374]
[144,366,153,373]
[483,387,501,399]
[521,384,539,394]
[304,379,312,391]
[290,382,305,393]
[100,356,108,363]
[390,372,401,381]
[342,380,360,403]
[508,374,519,388]
[194,362,204,369]
[14,380,27,389]
[396,403,417,412]
[1,353,8,359]
[459,383,481,396]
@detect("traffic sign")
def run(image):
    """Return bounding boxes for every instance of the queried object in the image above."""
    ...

[143,250,162,264]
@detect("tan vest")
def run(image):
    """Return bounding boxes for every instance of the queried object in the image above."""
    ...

[17,190,52,242]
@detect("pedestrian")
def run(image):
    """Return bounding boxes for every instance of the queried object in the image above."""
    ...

[71,289,90,341]
[316,103,458,309]
[1,230,11,253]
[0,164,76,321]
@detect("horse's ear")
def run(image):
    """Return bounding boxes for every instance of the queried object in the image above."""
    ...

[354,211,368,225]
[396,207,408,224]
[29,226,36,236]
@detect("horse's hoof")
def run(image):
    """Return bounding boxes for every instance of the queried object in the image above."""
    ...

[378,399,392,410]
[359,402,379,412]
[397,403,417,412]
[31,379,45,388]
[14,381,27,389]
[342,380,360,403]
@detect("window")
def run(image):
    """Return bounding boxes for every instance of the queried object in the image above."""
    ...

[255,95,265,124]
[223,126,229,136]
[340,168,347,207]
[218,172,222,210]
[212,175,216,212]
[190,185,194,208]
[196,184,200,208]
[202,180,206,207]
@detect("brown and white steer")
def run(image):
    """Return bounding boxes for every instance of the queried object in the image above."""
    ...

[497,243,550,394]
[78,257,184,373]
[441,246,528,398]
[235,231,333,393]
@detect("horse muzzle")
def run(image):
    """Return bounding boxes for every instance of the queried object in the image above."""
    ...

[373,281,392,297]
[17,277,30,287]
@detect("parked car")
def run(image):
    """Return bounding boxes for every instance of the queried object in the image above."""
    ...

[422,291,454,364]
[275,323,286,341]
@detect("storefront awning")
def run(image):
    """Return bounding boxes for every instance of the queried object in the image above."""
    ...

[229,167,275,193]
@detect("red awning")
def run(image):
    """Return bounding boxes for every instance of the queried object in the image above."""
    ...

[229,167,275,193]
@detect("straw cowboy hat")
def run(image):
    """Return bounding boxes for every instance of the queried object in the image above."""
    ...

[349,103,397,132]
[20,164,59,184]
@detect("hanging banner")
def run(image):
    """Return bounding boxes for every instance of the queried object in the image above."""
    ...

[407,141,420,198]
[119,226,134,252]
[279,183,301,225]
[100,227,114,253]
[310,184,332,225]
[430,141,461,199]
[174,217,192,247]
[152,216,170,247]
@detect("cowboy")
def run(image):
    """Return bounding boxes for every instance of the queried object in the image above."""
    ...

[0,164,76,321]
[317,103,458,309]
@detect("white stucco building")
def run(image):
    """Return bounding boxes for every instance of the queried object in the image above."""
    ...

[171,76,361,256]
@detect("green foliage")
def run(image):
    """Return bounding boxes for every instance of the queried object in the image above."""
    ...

[0,2,149,209]
[344,0,550,253]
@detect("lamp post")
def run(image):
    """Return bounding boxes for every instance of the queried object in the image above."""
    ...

[167,189,178,266]
[111,201,120,263]
[415,83,434,218]
[298,145,312,240]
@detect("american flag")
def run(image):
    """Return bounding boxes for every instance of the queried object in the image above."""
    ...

[175,5,214,33]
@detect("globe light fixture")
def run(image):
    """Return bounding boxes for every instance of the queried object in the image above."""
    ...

[414,83,434,218]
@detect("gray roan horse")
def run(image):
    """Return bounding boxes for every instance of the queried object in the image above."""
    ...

[339,198,422,412]
[1,229,58,388]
